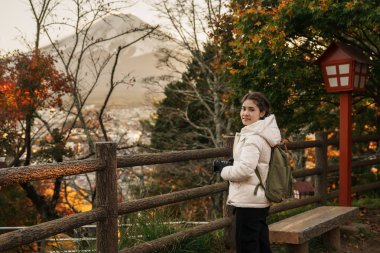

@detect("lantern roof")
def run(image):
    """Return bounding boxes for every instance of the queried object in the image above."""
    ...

[317,42,370,65]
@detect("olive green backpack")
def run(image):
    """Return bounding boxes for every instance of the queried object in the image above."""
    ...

[254,143,293,203]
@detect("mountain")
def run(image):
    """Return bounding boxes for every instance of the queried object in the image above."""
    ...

[43,13,186,108]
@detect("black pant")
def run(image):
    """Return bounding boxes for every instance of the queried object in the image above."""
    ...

[234,207,272,253]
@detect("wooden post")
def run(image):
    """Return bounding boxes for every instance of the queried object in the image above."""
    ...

[339,92,352,206]
[96,142,118,253]
[223,135,235,253]
[39,239,46,253]
[287,242,308,253]
[322,228,341,251]
[315,132,328,205]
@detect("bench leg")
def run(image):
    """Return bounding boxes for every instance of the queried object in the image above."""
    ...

[287,242,308,253]
[322,227,340,251]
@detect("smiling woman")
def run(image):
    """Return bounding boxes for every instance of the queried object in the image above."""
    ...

[218,91,282,253]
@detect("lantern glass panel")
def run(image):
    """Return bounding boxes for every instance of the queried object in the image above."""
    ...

[328,77,338,87]
[354,75,360,87]
[340,77,349,86]
[339,64,350,74]
[355,63,361,72]
[360,77,366,88]
[362,64,367,74]
[326,65,336,75]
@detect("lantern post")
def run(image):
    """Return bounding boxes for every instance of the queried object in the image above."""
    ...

[317,42,370,206]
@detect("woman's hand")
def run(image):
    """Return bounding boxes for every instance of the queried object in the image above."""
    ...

[213,158,234,172]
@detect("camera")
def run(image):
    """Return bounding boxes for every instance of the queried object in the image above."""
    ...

[213,158,234,173]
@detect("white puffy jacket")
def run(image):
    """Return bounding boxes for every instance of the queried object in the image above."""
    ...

[221,115,281,208]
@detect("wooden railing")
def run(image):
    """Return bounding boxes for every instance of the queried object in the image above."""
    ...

[0,133,379,252]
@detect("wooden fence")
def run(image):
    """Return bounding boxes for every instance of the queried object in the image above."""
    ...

[0,133,379,253]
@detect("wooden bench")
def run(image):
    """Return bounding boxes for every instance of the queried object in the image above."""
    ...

[269,206,359,253]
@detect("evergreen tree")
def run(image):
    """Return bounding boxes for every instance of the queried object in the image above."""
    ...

[151,44,233,150]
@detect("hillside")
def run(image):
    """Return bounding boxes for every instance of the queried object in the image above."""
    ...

[43,13,186,108]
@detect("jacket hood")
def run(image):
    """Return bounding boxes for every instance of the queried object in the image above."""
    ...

[240,114,281,147]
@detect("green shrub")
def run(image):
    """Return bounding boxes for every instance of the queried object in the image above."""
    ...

[118,208,224,253]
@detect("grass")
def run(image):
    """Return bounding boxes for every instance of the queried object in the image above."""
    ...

[118,208,225,253]
[352,191,380,209]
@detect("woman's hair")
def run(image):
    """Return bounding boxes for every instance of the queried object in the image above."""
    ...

[241,92,271,119]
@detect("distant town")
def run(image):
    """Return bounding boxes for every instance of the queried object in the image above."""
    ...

[33,105,156,159]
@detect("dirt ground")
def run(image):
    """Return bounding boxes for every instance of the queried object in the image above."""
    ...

[340,207,380,253]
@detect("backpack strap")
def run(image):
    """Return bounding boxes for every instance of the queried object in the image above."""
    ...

[253,136,272,196]
[277,140,289,152]
[254,168,265,195]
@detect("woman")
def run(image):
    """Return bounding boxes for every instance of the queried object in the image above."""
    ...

[220,92,281,253]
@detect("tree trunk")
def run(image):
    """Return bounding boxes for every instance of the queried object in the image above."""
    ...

[21,115,62,221]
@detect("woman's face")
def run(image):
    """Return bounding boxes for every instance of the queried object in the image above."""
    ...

[240,99,265,126]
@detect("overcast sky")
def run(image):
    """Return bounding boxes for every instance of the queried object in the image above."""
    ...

[0,0,162,53]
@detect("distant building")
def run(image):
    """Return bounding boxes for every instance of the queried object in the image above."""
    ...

[293,181,315,199]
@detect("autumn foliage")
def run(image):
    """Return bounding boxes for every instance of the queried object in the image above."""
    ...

[0,49,70,121]
[0,49,71,157]
[211,0,379,135]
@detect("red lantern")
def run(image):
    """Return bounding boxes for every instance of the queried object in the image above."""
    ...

[317,42,370,93]
[317,42,371,207]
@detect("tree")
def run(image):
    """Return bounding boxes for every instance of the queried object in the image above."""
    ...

[0,49,71,220]
[0,49,71,164]
[28,0,60,50]
[215,0,379,136]
[151,44,230,150]
[149,0,232,149]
